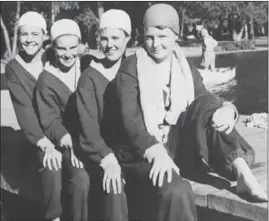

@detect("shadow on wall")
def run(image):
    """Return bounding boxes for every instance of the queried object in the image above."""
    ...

[189,50,268,115]
[1,126,41,203]
[1,189,41,221]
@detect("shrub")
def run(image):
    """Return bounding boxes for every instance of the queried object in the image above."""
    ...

[218,40,256,51]
[220,42,238,51]
[236,40,256,50]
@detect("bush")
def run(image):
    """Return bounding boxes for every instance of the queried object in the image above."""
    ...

[219,42,238,51]
[218,40,256,51]
[236,40,256,50]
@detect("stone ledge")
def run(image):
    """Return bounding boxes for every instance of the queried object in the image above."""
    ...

[1,92,268,221]
[187,115,268,221]
[207,190,267,221]
[188,176,268,221]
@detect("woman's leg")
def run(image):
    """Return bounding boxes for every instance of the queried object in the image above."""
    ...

[103,180,128,221]
[34,148,62,221]
[203,51,210,70]
[179,93,267,201]
[210,52,216,72]
[81,159,128,221]
[122,161,197,221]
[232,157,267,201]
[61,149,90,221]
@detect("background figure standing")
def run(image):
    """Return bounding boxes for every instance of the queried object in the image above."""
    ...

[200,28,218,72]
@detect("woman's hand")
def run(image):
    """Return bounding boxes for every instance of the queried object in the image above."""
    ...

[102,162,122,195]
[149,152,180,187]
[60,133,73,149]
[70,149,84,168]
[100,154,123,195]
[212,105,236,134]
[43,145,62,170]
[37,136,54,151]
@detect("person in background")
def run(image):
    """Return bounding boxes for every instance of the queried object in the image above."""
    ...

[200,28,218,72]
[76,9,131,221]
[35,19,89,221]
[116,3,267,211]
[218,18,232,40]
[5,11,63,221]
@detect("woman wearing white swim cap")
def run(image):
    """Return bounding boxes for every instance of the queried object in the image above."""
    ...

[35,19,90,221]
[6,11,63,221]
[76,9,131,221]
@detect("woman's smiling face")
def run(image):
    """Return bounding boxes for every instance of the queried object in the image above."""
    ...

[144,26,178,63]
[19,25,45,56]
[99,27,129,62]
[54,35,80,69]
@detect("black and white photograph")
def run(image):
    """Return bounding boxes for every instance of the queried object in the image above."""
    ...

[0,1,268,221]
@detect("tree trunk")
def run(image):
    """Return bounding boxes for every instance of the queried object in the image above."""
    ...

[180,8,185,38]
[97,1,104,20]
[244,23,248,40]
[250,16,255,40]
[51,2,56,25]
[96,2,104,50]
[247,2,255,40]
[0,16,12,58]
[12,1,21,56]
[233,26,244,42]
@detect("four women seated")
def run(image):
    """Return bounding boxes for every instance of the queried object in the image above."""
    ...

[6,3,267,221]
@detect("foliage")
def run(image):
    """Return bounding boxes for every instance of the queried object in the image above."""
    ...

[74,6,98,47]
[171,2,267,26]
[170,1,267,40]
[0,1,268,56]
[1,1,99,57]
[1,1,21,59]
[236,40,256,50]
[217,40,256,51]
[216,43,237,52]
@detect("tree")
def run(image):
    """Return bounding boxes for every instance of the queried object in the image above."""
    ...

[75,5,99,48]
[1,15,12,57]
[1,1,21,59]
[12,1,21,55]
[51,1,79,24]
[1,1,268,58]
[97,1,104,19]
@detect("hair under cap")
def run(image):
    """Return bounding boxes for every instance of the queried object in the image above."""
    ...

[50,19,81,41]
[143,4,179,35]
[99,9,131,35]
[18,11,47,33]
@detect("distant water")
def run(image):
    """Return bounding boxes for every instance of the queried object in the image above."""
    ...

[189,50,268,115]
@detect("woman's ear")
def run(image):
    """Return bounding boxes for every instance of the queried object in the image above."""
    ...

[172,30,179,41]
[125,35,131,45]
[45,34,49,41]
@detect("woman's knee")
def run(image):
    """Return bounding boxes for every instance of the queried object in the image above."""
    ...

[69,169,90,194]
[38,169,62,219]
[160,175,195,203]
[188,94,222,118]
[106,179,126,196]
[39,167,62,190]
